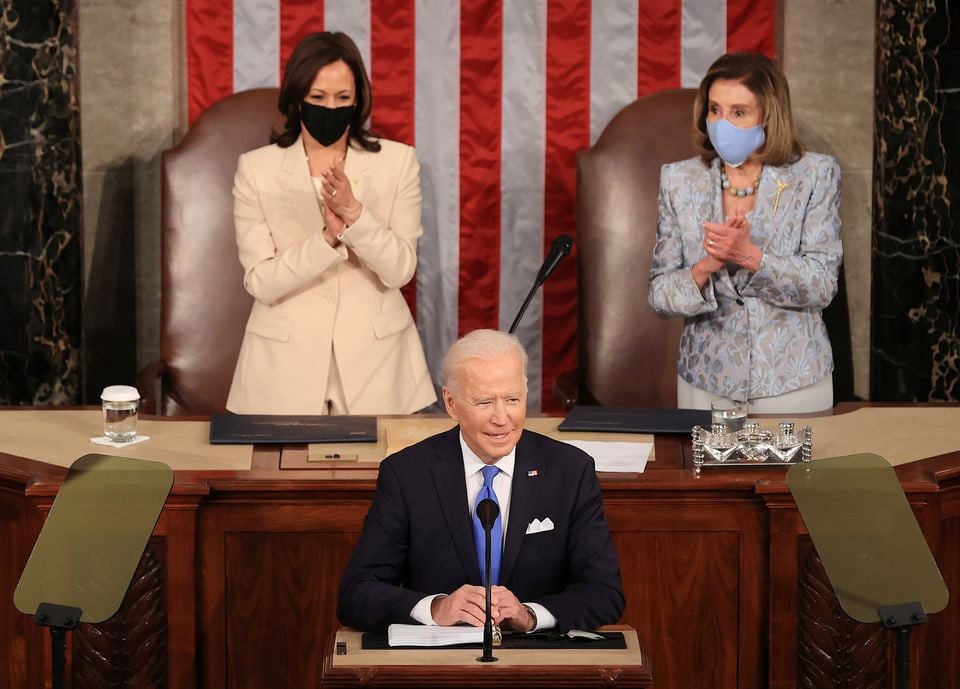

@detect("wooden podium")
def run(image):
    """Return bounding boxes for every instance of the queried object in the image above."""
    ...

[321,626,654,688]
[4,407,960,688]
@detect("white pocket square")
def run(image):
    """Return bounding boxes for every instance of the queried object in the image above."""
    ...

[525,517,555,535]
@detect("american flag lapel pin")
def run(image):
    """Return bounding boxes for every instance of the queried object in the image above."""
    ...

[528,470,538,477]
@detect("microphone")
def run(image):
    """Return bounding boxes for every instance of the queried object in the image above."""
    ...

[508,234,574,334]
[476,498,500,663]
[477,498,499,531]
[535,234,573,285]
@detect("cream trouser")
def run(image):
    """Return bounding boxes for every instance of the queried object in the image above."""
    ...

[676,374,834,414]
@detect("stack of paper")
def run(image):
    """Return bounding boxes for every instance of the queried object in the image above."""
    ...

[562,440,652,473]
[387,624,482,647]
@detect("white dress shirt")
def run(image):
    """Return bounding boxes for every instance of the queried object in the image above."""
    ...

[409,432,556,630]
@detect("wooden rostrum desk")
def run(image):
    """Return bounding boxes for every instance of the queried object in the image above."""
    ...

[321,626,653,688]
[1,407,959,689]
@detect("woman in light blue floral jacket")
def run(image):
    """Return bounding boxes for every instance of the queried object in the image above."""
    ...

[649,52,842,413]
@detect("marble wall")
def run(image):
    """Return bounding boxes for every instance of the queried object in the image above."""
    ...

[0,0,83,404]
[783,0,875,402]
[873,0,959,402]
[71,1,879,406]
[77,0,183,402]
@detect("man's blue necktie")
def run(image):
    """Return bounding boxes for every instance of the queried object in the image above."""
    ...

[472,465,502,585]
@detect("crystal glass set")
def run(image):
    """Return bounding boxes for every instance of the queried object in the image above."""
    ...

[691,420,813,474]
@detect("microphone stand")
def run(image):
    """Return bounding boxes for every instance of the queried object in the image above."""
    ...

[507,235,573,334]
[508,281,542,334]
[476,498,499,663]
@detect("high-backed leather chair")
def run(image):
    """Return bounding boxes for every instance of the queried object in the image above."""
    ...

[564,88,853,408]
[141,88,284,414]
[564,89,698,408]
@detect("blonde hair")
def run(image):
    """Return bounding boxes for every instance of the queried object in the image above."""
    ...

[692,52,804,167]
[441,329,529,393]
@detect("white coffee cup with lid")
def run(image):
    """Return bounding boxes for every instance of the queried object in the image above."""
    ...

[101,385,140,442]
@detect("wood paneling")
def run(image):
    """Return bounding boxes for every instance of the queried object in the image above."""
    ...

[927,512,960,689]
[223,532,359,689]
[198,501,368,689]
[616,530,740,689]
[3,438,960,689]
[0,484,40,689]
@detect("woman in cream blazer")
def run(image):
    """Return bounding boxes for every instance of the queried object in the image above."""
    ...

[226,32,435,415]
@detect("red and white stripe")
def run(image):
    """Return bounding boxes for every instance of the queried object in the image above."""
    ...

[186,0,776,411]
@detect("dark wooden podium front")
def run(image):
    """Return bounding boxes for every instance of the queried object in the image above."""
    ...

[2,408,960,689]
[321,626,653,688]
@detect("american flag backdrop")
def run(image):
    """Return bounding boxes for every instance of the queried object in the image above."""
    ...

[186,0,776,411]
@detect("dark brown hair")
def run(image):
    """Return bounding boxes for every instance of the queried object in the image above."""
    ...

[692,52,803,166]
[272,32,380,152]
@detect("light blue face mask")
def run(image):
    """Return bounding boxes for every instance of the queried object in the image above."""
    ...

[706,118,766,168]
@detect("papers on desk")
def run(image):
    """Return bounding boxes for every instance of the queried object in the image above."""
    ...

[387,624,481,647]
[561,440,651,473]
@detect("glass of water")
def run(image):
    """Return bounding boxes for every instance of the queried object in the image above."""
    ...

[711,398,747,435]
[101,385,140,442]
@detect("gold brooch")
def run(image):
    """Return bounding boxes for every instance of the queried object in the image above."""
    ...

[773,179,789,214]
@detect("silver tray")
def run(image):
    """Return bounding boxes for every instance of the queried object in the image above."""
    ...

[691,421,812,474]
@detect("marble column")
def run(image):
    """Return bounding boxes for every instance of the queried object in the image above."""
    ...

[0,0,83,404]
[872,0,959,401]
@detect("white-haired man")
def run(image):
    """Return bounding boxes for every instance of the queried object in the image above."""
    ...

[338,329,624,632]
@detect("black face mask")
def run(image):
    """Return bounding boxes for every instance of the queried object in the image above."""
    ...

[300,102,355,146]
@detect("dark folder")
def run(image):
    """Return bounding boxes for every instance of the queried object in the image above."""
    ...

[360,630,626,650]
[558,405,711,435]
[209,414,377,445]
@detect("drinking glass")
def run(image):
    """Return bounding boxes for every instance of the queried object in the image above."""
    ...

[101,385,140,442]
[711,398,747,435]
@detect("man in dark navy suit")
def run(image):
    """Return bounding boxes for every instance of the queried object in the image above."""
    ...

[337,329,624,633]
